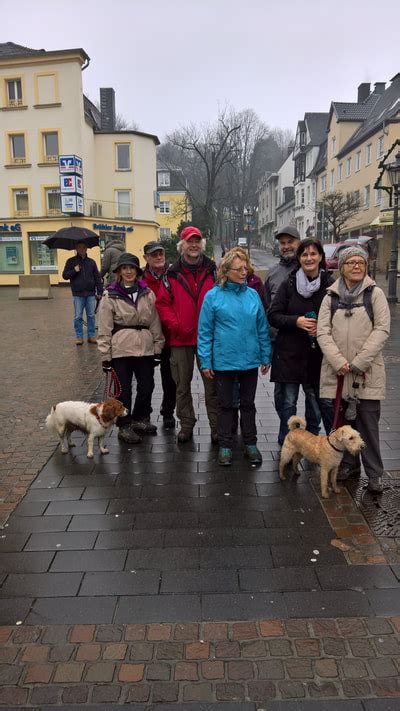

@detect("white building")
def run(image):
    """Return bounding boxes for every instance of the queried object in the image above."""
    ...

[292,113,328,238]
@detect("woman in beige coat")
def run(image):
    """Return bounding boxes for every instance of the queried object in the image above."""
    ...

[98,253,164,444]
[317,246,390,493]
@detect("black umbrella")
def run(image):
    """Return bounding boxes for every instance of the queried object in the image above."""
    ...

[43,226,99,250]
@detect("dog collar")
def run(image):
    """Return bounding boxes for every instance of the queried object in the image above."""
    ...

[94,409,105,427]
[327,434,342,453]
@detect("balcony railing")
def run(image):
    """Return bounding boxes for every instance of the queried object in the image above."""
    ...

[15,209,29,217]
[44,155,59,163]
[7,98,23,107]
[47,208,62,217]
[12,157,26,164]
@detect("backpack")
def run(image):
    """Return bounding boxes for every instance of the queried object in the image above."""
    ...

[330,285,375,326]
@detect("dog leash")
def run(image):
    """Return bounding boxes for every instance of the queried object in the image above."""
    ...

[103,369,122,400]
[330,374,344,433]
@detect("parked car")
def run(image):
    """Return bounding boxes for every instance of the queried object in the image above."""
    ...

[323,238,370,271]
[237,237,248,248]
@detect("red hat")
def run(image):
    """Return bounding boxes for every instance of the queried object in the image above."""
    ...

[180,226,203,241]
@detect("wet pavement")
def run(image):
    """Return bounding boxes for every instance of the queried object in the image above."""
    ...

[0,280,400,706]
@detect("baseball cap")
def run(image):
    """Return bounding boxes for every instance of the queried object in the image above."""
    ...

[180,226,203,241]
[144,241,165,255]
[275,225,300,240]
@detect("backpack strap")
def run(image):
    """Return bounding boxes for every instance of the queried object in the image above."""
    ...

[330,286,375,325]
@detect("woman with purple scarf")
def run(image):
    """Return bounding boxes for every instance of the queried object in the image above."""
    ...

[97,253,164,444]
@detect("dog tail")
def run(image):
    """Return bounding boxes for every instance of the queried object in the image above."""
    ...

[45,406,57,434]
[288,415,306,431]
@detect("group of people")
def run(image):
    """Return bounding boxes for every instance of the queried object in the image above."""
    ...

[62,223,390,494]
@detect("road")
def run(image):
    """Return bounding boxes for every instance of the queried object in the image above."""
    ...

[215,244,278,272]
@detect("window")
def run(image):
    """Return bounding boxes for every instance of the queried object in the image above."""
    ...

[45,188,61,215]
[6,78,22,106]
[42,132,59,162]
[0,234,23,273]
[354,190,360,204]
[115,190,131,218]
[116,143,131,171]
[330,169,335,189]
[300,189,304,205]
[307,186,310,205]
[12,188,29,216]
[364,185,370,208]
[9,134,26,163]
[346,158,351,177]
[375,188,382,205]
[29,233,57,272]
[331,137,336,156]
[355,151,361,171]
[377,136,384,158]
[320,174,327,193]
[158,171,170,187]
[366,143,372,165]
[160,227,171,238]
[311,182,316,201]
[159,201,171,214]
[338,163,343,182]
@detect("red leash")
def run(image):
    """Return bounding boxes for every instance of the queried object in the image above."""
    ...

[103,368,122,400]
[330,374,344,432]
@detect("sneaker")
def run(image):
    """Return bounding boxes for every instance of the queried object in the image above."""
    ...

[177,429,193,443]
[75,338,83,346]
[211,431,219,445]
[131,419,157,435]
[367,477,384,494]
[336,465,361,481]
[244,444,262,465]
[163,415,176,429]
[87,337,97,344]
[118,426,142,444]
[218,447,233,466]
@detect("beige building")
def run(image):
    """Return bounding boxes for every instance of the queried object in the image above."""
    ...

[0,42,160,285]
[316,76,400,265]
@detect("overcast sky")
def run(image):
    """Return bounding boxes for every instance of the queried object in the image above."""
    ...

[3,0,400,141]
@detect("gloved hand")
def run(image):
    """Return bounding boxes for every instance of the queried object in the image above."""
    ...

[350,364,364,376]
[153,354,162,367]
[102,361,113,373]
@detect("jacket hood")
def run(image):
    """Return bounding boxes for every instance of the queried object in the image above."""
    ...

[327,274,376,296]
[106,279,149,298]
[104,240,125,251]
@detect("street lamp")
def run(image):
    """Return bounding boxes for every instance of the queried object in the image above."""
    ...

[245,206,252,259]
[386,151,400,303]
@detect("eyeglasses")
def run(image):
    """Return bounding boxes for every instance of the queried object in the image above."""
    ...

[344,260,365,268]
[229,266,248,272]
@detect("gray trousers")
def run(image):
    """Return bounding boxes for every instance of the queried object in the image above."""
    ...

[170,346,218,433]
[341,399,383,480]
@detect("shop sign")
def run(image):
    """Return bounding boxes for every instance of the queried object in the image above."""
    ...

[59,155,83,175]
[61,195,84,213]
[0,235,22,242]
[0,223,22,232]
[92,223,134,233]
[60,174,84,195]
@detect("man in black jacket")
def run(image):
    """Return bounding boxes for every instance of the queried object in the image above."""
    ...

[62,242,103,345]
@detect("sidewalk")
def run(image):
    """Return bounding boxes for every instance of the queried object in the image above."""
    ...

[0,282,400,708]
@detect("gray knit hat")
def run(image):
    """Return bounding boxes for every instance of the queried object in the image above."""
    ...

[338,246,368,274]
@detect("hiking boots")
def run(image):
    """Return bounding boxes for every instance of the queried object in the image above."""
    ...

[244,444,262,465]
[75,338,83,346]
[218,447,233,466]
[87,337,97,344]
[177,430,193,443]
[163,415,176,429]
[118,426,142,444]
[131,418,157,435]
[367,477,384,494]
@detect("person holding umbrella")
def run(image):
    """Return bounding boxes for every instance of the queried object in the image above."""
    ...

[62,241,103,345]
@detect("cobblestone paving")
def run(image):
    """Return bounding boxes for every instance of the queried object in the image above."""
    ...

[1,284,400,707]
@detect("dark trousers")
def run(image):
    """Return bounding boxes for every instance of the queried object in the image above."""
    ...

[160,347,176,418]
[215,369,258,448]
[112,356,155,427]
[341,399,383,481]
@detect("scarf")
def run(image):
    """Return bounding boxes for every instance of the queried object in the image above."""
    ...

[181,256,203,274]
[337,277,364,310]
[296,268,322,298]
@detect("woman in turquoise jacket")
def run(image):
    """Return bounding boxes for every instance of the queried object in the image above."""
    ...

[198,248,271,466]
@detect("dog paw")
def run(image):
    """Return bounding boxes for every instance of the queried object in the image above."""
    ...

[87,453,94,459]
[332,486,341,494]
[321,491,330,499]
[100,448,109,455]
[279,474,286,481]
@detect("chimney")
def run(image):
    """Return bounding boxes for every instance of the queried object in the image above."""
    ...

[100,88,116,131]
[374,82,386,95]
[357,82,371,103]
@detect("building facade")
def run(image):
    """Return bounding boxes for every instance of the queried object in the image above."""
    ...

[292,113,329,238]
[156,165,191,238]
[0,42,160,285]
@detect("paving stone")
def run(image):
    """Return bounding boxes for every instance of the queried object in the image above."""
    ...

[316,565,400,590]
[118,662,145,682]
[278,680,306,698]
[373,635,400,655]
[201,660,224,679]
[50,549,127,572]
[161,569,239,593]
[152,681,179,702]
[0,551,54,573]
[368,589,400,616]
[315,658,339,678]
[26,597,116,624]
[366,618,395,635]
[156,642,184,660]
[215,641,240,658]
[91,684,121,703]
[61,685,89,703]
[174,661,197,680]
[0,572,82,597]
[203,622,228,640]
[268,638,293,656]
[53,662,84,683]
[284,591,370,618]
[0,663,22,684]
[349,637,377,657]
[342,679,372,697]
[216,682,246,701]
[182,682,214,701]
[286,658,314,679]
[368,657,399,677]
[341,658,368,678]
[257,659,285,679]
[115,594,201,623]
[202,593,286,621]
[129,641,154,661]
[174,623,199,640]
[247,680,276,700]
[240,640,267,657]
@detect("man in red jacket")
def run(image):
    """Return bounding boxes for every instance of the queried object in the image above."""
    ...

[142,241,176,429]
[156,226,218,443]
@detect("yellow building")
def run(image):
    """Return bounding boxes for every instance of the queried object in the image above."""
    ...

[156,166,191,238]
[0,42,160,285]
[316,76,400,262]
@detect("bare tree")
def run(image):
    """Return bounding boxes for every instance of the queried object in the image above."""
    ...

[319,191,361,241]
[114,114,140,131]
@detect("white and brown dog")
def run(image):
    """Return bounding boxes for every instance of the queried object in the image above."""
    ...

[279,416,365,499]
[46,399,127,459]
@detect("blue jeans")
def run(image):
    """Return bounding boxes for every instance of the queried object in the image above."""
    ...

[73,295,96,339]
[278,382,333,444]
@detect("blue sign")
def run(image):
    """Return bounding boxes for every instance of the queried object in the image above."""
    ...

[59,155,83,175]
[92,223,134,233]
[0,223,22,232]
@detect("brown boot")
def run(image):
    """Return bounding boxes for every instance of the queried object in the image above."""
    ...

[87,337,97,344]
[75,338,83,346]
[177,430,193,443]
